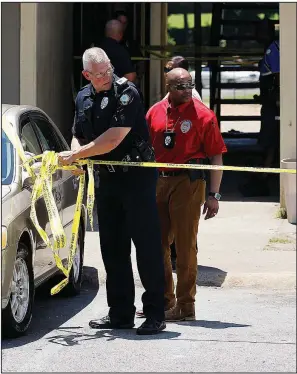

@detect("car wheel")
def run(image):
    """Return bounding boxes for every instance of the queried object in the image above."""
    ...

[2,242,34,338]
[63,224,84,296]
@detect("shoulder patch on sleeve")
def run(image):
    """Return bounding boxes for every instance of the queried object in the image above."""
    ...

[119,93,132,105]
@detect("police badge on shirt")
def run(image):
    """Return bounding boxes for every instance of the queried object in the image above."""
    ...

[180,120,192,134]
[101,97,109,109]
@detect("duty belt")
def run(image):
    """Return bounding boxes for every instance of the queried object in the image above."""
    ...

[100,154,132,173]
[159,170,186,177]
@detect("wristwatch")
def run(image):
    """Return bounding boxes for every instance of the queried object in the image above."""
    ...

[208,192,221,201]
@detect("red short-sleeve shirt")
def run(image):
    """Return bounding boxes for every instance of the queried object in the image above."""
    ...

[146,98,227,170]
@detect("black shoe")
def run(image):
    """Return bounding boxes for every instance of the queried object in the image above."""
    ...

[89,315,134,329]
[136,318,166,335]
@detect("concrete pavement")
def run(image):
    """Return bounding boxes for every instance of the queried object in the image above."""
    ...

[83,201,296,291]
[2,286,296,372]
[2,201,296,372]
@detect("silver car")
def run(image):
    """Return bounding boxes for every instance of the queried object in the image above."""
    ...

[2,104,87,338]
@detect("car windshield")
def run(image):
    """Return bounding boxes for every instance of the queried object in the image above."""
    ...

[2,129,15,185]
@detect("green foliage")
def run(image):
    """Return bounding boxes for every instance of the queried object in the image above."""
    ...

[167,13,212,30]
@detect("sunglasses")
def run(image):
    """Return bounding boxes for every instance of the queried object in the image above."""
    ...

[169,83,195,91]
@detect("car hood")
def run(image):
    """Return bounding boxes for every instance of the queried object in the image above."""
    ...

[2,185,11,199]
[2,182,19,203]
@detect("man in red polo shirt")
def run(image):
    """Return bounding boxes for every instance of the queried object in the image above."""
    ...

[146,68,227,321]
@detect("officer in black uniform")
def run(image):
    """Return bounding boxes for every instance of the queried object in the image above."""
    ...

[59,47,166,335]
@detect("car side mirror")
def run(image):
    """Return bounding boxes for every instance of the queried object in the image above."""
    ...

[22,162,42,187]
[22,153,42,187]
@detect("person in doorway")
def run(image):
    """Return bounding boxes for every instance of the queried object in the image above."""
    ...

[58,47,166,335]
[143,68,227,321]
[114,10,145,85]
[240,19,280,197]
[100,19,137,83]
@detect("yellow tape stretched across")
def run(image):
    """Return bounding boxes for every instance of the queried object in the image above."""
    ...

[75,159,296,175]
[2,118,296,296]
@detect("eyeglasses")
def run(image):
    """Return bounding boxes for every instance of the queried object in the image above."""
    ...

[88,66,114,79]
[170,83,195,91]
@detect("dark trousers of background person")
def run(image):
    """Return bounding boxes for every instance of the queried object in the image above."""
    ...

[95,167,165,323]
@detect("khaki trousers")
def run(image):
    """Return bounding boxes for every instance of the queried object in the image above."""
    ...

[156,174,206,306]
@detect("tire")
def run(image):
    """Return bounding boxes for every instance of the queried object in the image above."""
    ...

[2,243,34,338]
[63,224,84,296]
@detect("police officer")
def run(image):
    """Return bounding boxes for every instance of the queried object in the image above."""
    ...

[240,19,280,197]
[58,47,166,335]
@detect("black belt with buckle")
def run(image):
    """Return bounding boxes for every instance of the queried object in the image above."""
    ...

[99,154,132,174]
[159,170,186,177]
[100,164,126,173]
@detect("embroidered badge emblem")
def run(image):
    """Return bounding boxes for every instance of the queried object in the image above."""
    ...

[120,94,130,105]
[180,120,192,133]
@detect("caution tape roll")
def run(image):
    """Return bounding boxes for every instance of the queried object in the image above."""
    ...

[2,118,296,296]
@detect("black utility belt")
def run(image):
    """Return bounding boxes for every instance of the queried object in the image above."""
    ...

[159,170,186,177]
[98,154,135,174]
[158,159,207,181]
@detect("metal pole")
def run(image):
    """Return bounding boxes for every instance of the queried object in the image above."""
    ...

[194,3,202,99]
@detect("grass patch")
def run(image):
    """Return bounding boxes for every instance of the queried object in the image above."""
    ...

[168,13,212,29]
[269,237,293,245]
[168,12,278,30]
[275,207,287,219]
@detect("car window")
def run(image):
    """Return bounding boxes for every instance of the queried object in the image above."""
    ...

[20,121,42,155]
[2,129,15,185]
[32,117,64,153]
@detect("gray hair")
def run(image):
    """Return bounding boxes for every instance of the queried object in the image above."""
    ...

[82,47,110,71]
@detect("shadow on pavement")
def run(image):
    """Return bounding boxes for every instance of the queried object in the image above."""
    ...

[197,265,227,287]
[174,320,250,329]
[2,266,99,349]
[46,327,181,346]
[44,318,250,347]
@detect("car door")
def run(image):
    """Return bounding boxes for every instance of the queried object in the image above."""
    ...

[29,112,78,266]
[19,116,55,277]
[28,112,65,269]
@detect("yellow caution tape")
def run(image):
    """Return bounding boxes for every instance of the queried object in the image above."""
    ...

[2,117,296,297]
[86,160,95,231]
[74,159,296,175]
[2,118,85,295]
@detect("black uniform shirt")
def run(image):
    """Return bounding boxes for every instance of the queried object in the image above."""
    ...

[72,75,149,162]
[100,37,135,78]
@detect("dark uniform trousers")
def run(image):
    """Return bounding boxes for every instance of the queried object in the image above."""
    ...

[95,167,165,323]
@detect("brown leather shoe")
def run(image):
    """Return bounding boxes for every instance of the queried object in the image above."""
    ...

[136,300,176,318]
[165,303,195,322]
